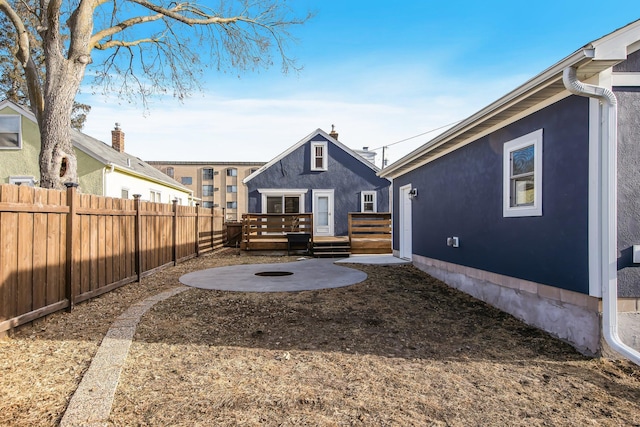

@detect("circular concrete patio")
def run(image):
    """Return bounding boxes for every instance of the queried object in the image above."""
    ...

[179,257,369,292]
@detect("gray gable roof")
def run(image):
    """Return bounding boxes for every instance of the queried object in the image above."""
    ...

[70,128,189,191]
[0,99,189,192]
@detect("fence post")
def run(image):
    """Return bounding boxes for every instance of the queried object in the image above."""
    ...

[348,213,353,247]
[172,199,178,265]
[65,183,78,312]
[195,203,201,257]
[133,194,142,282]
[211,206,215,250]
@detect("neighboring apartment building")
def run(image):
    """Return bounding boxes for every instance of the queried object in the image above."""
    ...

[148,162,265,221]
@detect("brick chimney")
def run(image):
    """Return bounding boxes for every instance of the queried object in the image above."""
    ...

[329,124,339,140]
[111,123,125,152]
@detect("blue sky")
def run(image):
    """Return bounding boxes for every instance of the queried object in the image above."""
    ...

[79,1,639,167]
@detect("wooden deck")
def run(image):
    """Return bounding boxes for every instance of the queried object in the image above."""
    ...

[241,213,391,256]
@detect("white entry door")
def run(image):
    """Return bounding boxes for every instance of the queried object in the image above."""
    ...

[399,184,412,260]
[313,190,334,236]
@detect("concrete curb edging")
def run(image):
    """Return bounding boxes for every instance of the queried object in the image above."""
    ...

[60,286,189,427]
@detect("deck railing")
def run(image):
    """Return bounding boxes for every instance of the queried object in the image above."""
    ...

[348,212,392,254]
[241,213,313,251]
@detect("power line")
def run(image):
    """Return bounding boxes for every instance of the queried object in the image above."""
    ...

[369,120,462,151]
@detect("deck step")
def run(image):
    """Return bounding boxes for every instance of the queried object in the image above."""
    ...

[312,240,351,258]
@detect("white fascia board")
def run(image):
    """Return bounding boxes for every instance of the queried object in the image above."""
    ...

[257,188,309,195]
[110,163,193,195]
[612,72,640,86]
[590,19,640,60]
[0,100,37,122]
[380,49,595,179]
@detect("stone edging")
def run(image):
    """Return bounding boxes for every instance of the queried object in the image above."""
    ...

[59,286,188,427]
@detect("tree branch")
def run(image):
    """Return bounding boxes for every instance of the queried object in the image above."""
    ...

[90,12,165,48]
[95,37,160,50]
[0,0,45,120]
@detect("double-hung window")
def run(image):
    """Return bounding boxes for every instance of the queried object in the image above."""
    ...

[311,141,328,171]
[361,191,377,213]
[227,185,237,193]
[0,115,21,149]
[503,129,543,217]
[150,190,161,203]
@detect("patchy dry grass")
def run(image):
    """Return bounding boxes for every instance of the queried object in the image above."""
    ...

[2,249,640,426]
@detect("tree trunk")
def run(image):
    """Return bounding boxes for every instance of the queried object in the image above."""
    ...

[38,47,87,189]
[38,71,81,189]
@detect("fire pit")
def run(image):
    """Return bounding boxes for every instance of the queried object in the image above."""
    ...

[255,271,294,277]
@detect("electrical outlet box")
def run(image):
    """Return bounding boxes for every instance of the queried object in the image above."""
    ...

[634,245,640,264]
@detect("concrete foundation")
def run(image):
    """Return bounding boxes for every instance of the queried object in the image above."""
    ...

[412,254,603,356]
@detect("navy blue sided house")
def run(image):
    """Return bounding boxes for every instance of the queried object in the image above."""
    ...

[243,127,390,237]
[380,20,640,361]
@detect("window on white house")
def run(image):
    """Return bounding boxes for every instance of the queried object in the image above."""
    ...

[150,190,161,203]
[227,201,237,209]
[226,185,237,193]
[121,188,129,199]
[361,191,377,212]
[0,115,21,149]
[311,141,328,171]
[9,176,35,186]
[226,168,237,177]
[503,129,543,217]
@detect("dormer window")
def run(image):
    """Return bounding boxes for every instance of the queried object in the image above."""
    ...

[311,141,327,171]
[0,115,21,149]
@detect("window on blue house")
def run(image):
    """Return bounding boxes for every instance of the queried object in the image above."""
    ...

[503,129,543,217]
[311,141,328,171]
[361,191,377,213]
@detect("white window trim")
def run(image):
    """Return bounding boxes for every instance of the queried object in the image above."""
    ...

[150,189,162,203]
[9,176,35,186]
[258,188,308,214]
[310,141,328,171]
[361,191,377,213]
[503,129,543,217]
[0,115,22,150]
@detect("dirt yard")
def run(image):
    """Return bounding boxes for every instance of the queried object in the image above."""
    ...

[1,249,640,426]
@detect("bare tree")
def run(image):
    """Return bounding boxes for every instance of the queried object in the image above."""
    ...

[0,0,310,189]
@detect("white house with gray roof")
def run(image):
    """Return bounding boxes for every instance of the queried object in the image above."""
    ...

[0,99,192,204]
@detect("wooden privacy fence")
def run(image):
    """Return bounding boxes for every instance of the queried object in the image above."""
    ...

[241,213,313,251]
[0,184,224,333]
[348,212,392,254]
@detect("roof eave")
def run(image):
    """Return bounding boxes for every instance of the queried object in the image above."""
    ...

[379,48,598,179]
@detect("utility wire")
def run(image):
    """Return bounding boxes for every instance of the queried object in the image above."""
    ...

[369,120,462,151]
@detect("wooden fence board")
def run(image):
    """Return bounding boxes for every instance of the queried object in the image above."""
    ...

[45,189,61,306]
[105,197,114,287]
[17,185,34,316]
[32,188,48,311]
[0,184,227,333]
[1,185,19,321]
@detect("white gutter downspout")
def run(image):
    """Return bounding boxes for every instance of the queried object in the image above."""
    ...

[563,66,640,365]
